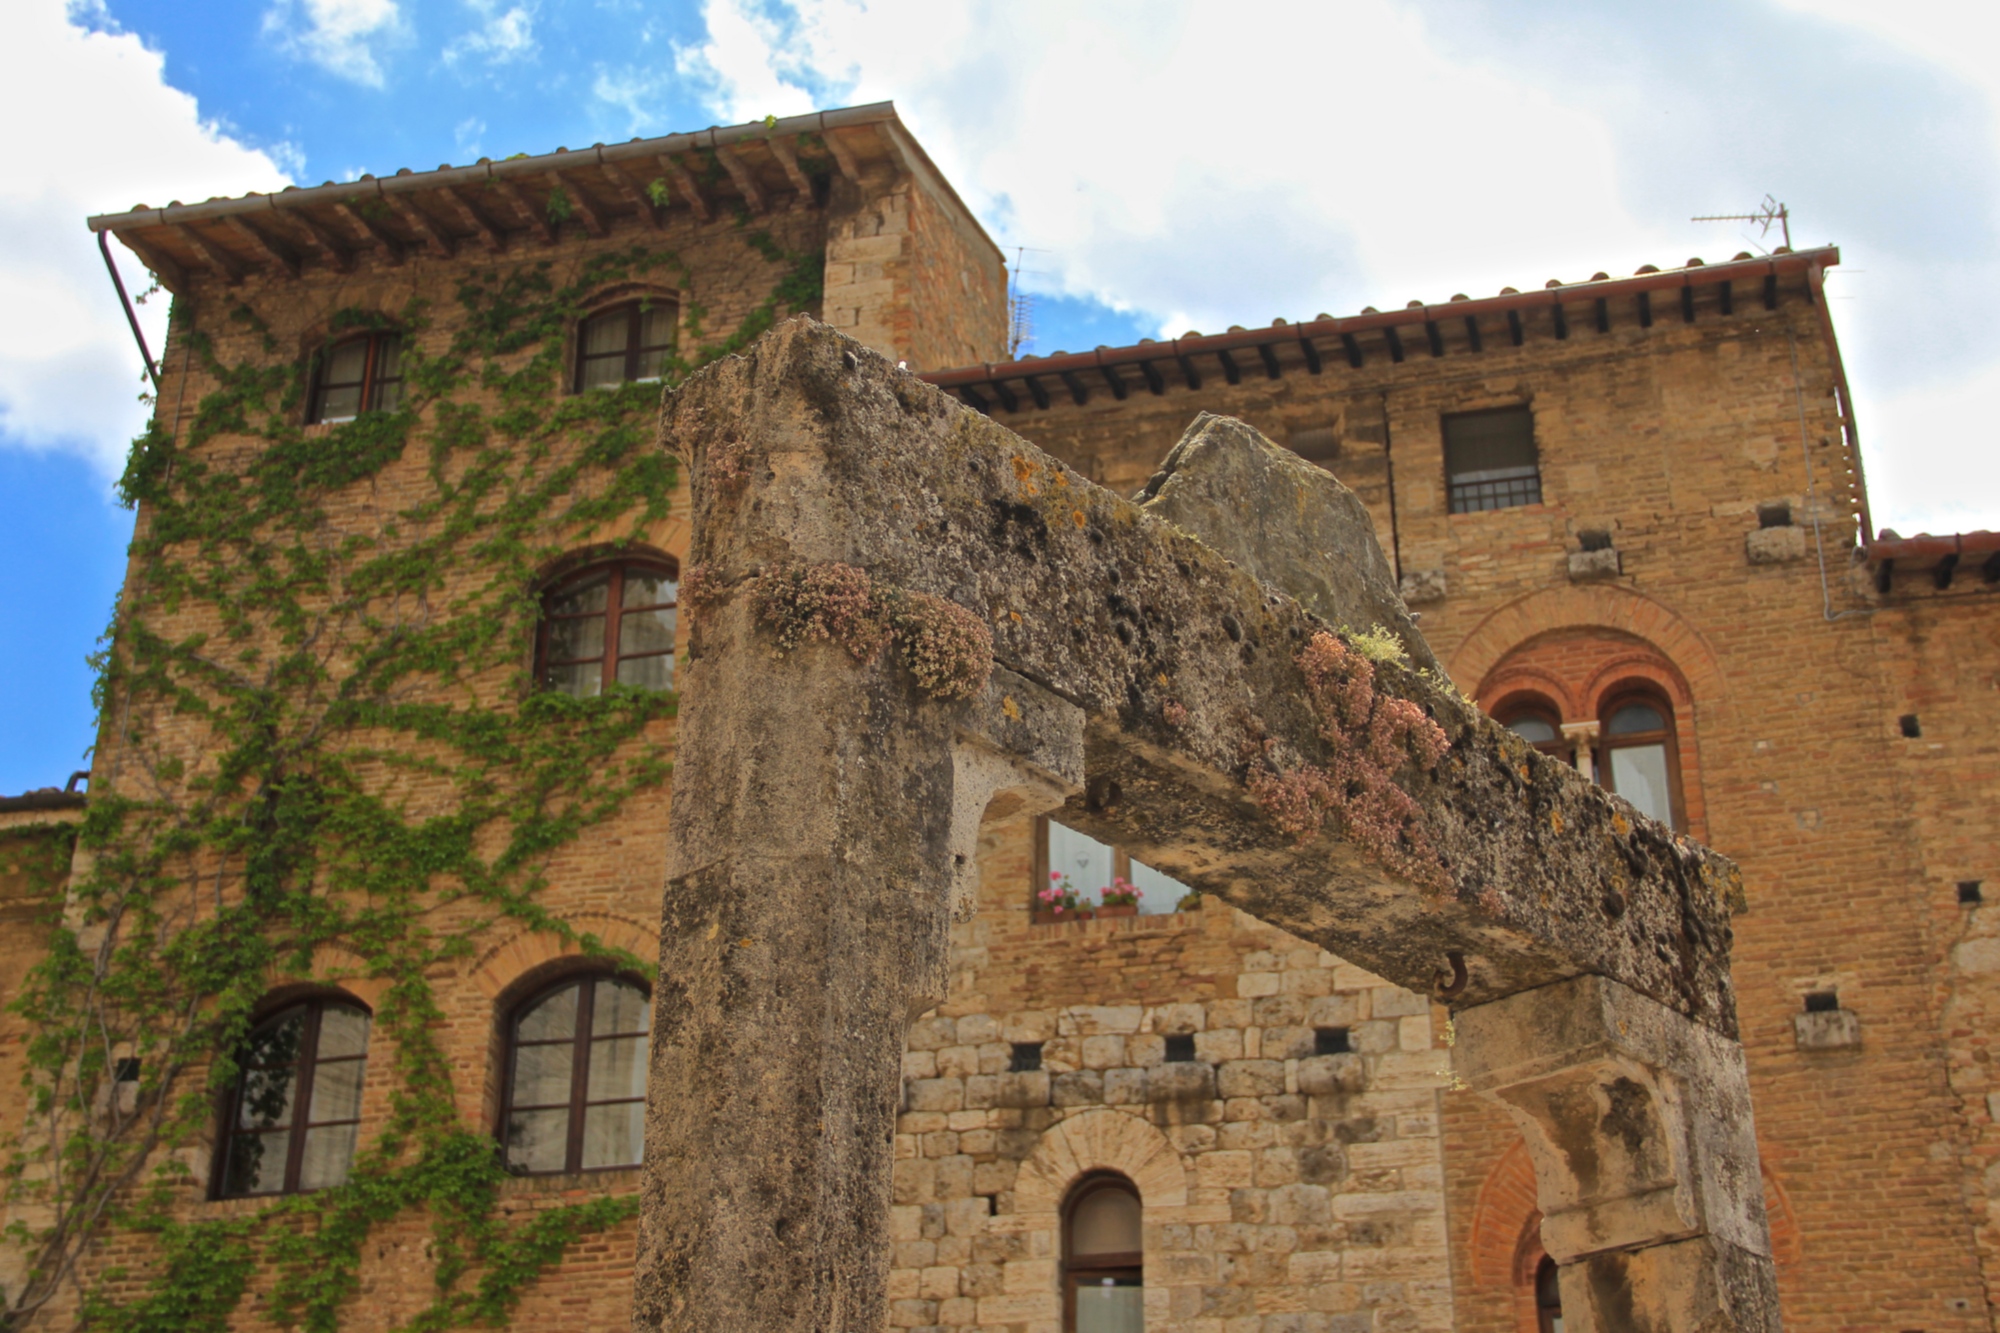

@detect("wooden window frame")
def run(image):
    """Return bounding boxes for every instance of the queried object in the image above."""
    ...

[574,299,678,392]
[498,972,650,1177]
[214,995,370,1199]
[536,558,679,696]
[1062,1172,1143,1333]
[1494,697,1568,759]
[308,332,404,424]
[1033,815,1143,913]
[1596,688,1685,832]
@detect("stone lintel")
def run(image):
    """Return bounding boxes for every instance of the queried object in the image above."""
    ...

[658,316,1743,1034]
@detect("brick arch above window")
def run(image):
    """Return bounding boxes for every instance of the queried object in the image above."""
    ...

[1475,627,1706,839]
[1448,583,1729,711]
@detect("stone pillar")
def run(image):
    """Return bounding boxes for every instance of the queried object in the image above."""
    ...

[631,576,1079,1333]
[1455,975,1782,1331]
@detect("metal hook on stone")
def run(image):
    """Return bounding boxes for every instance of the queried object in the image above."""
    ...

[1435,950,1469,1000]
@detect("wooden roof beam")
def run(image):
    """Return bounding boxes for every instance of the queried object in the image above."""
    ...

[1463,315,1483,352]
[1022,374,1050,410]
[494,179,556,245]
[437,186,508,252]
[549,171,608,238]
[766,135,815,197]
[172,223,245,285]
[823,128,863,184]
[225,215,301,277]
[279,206,355,273]
[1175,353,1203,389]
[601,162,665,230]
[113,231,189,291]
[331,200,407,265]
[660,153,713,222]
[713,143,767,215]
[386,195,455,258]
[1058,370,1091,405]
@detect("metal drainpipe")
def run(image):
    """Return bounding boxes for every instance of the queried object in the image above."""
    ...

[1789,330,1870,623]
[99,230,160,393]
[1380,392,1402,584]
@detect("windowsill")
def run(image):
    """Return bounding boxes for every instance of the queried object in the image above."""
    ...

[1025,905,1205,931]
[1446,501,1549,519]
[497,1165,642,1197]
[190,1165,644,1212]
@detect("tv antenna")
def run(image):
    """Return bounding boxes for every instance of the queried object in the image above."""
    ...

[1007,246,1049,358]
[1691,195,1791,252]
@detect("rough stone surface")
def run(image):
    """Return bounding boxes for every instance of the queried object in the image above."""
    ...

[1744,524,1807,565]
[1568,547,1623,581]
[657,316,1744,1031]
[636,316,1768,1332]
[1134,412,1440,673]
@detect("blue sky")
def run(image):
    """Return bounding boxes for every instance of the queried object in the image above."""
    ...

[5,0,2000,793]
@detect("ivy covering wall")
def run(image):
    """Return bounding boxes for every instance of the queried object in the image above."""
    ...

[4,230,823,1332]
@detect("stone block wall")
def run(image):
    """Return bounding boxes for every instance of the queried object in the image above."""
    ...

[884,817,1455,1333]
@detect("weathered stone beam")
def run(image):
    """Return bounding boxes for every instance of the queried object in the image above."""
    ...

[655,316,1743,1035]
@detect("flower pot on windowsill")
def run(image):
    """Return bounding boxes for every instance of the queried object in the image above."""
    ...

[1096,904,1138,918]
[1032,909,1092,925]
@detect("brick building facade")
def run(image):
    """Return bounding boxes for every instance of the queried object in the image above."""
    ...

[0,101,1993,1330]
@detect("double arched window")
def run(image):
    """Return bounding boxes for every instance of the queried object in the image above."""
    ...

[215,996,371,1198]
[1063,1173,1143,1332]
[576,300,677,391]
[1497,686,1684,831]
[309,332,405,423]
[537,559,679,696]
[500,974,650,1175]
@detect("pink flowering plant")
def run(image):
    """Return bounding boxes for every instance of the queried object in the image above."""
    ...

[1100,876,1142,909]
[1038,871,1081,915]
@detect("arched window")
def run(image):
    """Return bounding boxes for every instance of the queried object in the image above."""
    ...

[1496,697,1567,758]
[576,300,677,391]
[1534,1255,1564,1332]
[216,996,370,1198]
[309,332,405,423]
[1599,691,1682,829]
[538,559,678,696]
[500,974,650,1175]
[1063,1173,1143,1332]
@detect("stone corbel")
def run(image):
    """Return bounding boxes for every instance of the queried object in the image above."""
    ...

[1455,974,1781,1332]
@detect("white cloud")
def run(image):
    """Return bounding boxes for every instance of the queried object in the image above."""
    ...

[0,0,290,474]
[675,0,2000,535]
[263,0,405,87]
[443,0,538,70]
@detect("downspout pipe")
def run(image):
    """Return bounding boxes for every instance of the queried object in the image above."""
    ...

[99,229,160,393]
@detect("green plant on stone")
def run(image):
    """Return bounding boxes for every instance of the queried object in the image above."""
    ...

[4,230,824,1332]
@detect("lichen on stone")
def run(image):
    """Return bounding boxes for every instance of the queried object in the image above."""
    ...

[750,560,992,700]
[1248,631,1452,887]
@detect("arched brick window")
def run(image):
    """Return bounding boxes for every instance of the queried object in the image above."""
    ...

[500,973,649,1175]
[537,559,678,696]
[1064,1172,1143,1332]
[309,332,405,423]
[1496,695,1567,758]
[575,299,677,391]
[216,995,371,1198]
[1598,689,1683,829]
